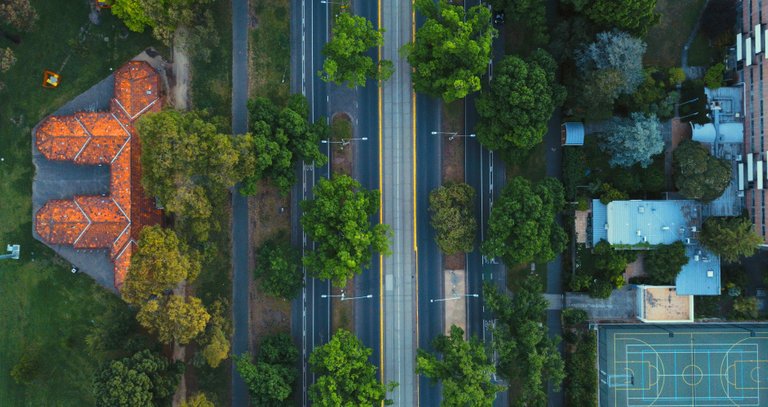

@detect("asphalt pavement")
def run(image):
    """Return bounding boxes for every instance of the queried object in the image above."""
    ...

[381,0,418,404]
[352,0,383,380]
[230,0,250,405]
[289,0,332,405]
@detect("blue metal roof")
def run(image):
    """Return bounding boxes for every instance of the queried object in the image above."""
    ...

[676,246,721,295]
[606,200,701,246]
[562,122,585,146]
[592,199,607,246]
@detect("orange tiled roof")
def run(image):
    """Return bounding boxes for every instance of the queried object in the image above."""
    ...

[34,60,162,290]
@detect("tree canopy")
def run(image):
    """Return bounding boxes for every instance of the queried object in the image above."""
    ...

[136,295,211,345]
[110,0,218,59]
[701,217,763,262]
[406,0,496,102]
[181,393,215,407]
[309,329,394,406]
[92,349,183,407]
[429,183,477,255]
[254,233,303,300]
[476,50,565,152]
[417,325,505,406]
[0,0,38,33]
[673,140,732,201]
[575,31,646,96]
[137,110,251,241]
[482,177,567,265]
[122,226,201,305]
[243,95,327,194]
[644,241,689,284]
[484,278,564,406]
[301,175,390,287]
[570,241,636,298]
[235,333,298,407]
[599,112,663,168]
[320,13,393,87]
[563,0,659,36]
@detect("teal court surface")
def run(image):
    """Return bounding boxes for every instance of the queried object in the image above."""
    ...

[599,324,768,406]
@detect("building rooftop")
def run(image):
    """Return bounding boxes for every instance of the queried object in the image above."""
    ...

[32,60,162,290]
[592,199,721,296]
[637,286,693,323]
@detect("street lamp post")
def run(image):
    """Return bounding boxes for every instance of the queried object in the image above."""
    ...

[431,131,476,141]
[320,293,374,301]
[320,0,348,6]
[321,137,368,150]
[430,293,479,303]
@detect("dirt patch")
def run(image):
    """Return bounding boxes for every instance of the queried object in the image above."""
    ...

[248,181,292,349]
[329,113,354,332]
[330,113,354,177]
[440,101,466,271]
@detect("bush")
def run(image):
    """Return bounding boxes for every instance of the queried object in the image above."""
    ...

[562,308,589,326]
[564,331,597,407]
[704,63,725,89]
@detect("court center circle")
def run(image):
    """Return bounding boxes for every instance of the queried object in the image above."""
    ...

[682,364,704,386]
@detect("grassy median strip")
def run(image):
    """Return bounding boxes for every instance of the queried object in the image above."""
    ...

[251,0,291,101]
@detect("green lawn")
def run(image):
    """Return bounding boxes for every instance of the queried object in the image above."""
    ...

[644,0,707,67]
[687,32,718,66]
[191,0,233,118]
[0,3,161,404]
[505,142,547,182]
[251,0,291,101]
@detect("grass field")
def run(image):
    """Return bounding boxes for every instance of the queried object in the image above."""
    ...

[644,0,707,67]
[251,0,291,101]
[184,1,234,403]
[0,1,161,405]
[191,0,233,118]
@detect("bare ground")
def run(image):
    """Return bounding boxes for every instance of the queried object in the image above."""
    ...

[248,181,293,349]
[440,101,466,271]
[330,113,355,333]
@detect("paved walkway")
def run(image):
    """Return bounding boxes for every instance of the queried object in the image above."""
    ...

[381,0,417,404]
[231,0,250,405]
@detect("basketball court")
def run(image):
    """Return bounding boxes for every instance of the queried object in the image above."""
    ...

[599,324,768,406]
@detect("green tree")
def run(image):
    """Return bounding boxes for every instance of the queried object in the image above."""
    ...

[9,344,41,384]
[136,295,211,345]
[110,0,218,59]
[599,112,663,168]
[254,233,303,300]
[644,241,689,284]
[0,0,38,32]
[138,110,249,241]
[320,13,393,87]
[701,217,763,262]
[199,300,232,368]
[564,331,597,407]
[704,63,725,89]
[564,0,659,36]
[309,329,395,406]
[429,183,477,254]
[673,140,732,201]
[476,50,566,152]
[243,95,327,194]
[406,0,496,102]
[484,278,565,406]
[93,349,183,407]
[732,297,759,320]
[485,0,548,45]
[417,325,505,406]
[482,177,567,265]
[301,175,390,287]
[599,183,628,204]
[235,333,299,406]
[182,393,215,407]
[122,226,201,304]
